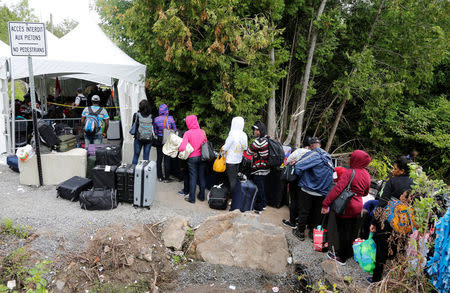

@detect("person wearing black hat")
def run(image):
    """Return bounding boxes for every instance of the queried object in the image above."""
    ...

[293,137,334,241]
[74,88,87,116]
[246,121,270,213]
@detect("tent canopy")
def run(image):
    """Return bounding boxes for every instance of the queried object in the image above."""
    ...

[9,19,145,85]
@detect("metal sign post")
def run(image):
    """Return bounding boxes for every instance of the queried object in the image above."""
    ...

[9,21,47,186]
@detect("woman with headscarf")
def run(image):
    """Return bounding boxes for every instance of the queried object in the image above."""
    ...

[222,117,248,200]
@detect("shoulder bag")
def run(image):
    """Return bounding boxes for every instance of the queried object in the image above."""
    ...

[213,148,226,173]
[330,169,355,215]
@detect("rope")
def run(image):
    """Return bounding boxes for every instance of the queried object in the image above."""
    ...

[47,102,120,109]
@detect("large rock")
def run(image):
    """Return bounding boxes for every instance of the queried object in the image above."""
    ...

[191,211,289,274]
[162,217,189,250]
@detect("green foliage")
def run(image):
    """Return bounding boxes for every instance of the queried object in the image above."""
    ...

[367,156,393,181]
[0,247,30,289]
[1,218,31,239]
[24,260,51,293]
[46,18,78,38]
[307,279,338,293]
[90,279,153,293]
[0,0,38,44]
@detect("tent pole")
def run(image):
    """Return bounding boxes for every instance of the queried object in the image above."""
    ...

[11,78,15,154]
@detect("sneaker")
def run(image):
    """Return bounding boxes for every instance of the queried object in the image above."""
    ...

[282,219,297,229]
[163,179,173,183]
[327,251,346,266]
[178,190,187,196]
[254,210,262,215]
[184,197,194,204]
[366,277,375,283]
[158,178,163,182]
[293,230,305,241]
[262,207,267,211]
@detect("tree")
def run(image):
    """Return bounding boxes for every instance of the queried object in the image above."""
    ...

[0,0,37,44]
[46,18,78,38]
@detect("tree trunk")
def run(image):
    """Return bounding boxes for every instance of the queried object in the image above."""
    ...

[325,99,346,152]
[267,47,277,138]
[324,0,386,150]
[293,0,327,147]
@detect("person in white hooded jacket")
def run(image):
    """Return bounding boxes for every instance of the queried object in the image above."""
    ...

[222,117,248,199]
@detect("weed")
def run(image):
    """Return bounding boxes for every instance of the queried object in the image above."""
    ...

[90,279,153,293]
[1,218,31,239]
[0,247,30,288]
[24,260,51,293]
[171,254,187,265]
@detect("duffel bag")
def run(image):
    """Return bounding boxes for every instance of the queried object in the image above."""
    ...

[95,145,122,165]
[207,183,228,210]
[80,188,118,210]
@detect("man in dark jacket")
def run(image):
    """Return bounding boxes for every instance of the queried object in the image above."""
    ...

[246,121,270,213]
[293,137,334,240]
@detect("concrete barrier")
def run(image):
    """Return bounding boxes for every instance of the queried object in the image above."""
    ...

[19,148,87,186]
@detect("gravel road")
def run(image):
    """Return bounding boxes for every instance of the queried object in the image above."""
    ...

[0,160,370,291]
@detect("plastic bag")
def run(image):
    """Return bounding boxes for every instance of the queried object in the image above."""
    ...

[353,232,376,273]
[16,145,35,162]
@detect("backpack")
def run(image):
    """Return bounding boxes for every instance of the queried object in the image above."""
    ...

[136,113,155,142]
[37,119,60,148]
[385,199,416,234]
[267,138,285,167]
[84,106,103,137]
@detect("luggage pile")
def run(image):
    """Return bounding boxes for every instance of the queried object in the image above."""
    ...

[57,144,157,211]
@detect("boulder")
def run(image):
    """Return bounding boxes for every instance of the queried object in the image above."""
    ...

[191,211,289,274]
[162,217,189,250]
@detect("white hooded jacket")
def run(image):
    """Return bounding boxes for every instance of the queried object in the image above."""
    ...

[222,117,248,164]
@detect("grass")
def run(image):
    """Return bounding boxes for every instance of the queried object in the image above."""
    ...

[1,218,31,239]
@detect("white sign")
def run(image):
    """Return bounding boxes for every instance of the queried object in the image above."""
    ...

[8,21,47,56]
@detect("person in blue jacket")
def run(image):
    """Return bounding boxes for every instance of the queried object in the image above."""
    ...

[293,137,334,241]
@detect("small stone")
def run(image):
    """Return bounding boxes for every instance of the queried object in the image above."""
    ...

[287,257,293,264]
[229,285,236,290]
[143,253,152,262]
[55,280,65,291]
[104,246,110,253]
[136,237,141,241]
[126,255,135,266]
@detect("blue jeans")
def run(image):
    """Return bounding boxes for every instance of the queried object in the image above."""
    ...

[132,139,152,164]
[253,175,267,211]
[84,134,103,150]
[187,156,206,202]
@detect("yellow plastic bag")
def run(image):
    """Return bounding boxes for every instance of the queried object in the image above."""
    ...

[213,149,226,173]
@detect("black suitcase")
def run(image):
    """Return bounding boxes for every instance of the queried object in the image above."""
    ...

[95,145,122,166]
[116,164,135,203]
[92,165,117,189]
[80,188,118,210]
[207,184,228,210]
[56,176,93,201]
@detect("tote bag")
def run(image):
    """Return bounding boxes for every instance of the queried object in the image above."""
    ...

[213,149,226,173]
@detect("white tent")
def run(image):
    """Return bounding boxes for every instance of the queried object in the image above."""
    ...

[2,20,147,162]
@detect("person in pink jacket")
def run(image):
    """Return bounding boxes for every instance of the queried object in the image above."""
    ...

[179,115,207,203]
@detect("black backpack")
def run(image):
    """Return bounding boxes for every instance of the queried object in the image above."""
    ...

[37,119,60,148]
[267,138,285,167]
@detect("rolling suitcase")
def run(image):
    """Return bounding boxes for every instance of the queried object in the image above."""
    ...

[92,165,117,189]
[95,145,122,166]
[116,164,135,203]
[86,155,96,179]
[88,144,110,156]
[230,179,258,212]
[134,160,156,208]
[56,176,93,201]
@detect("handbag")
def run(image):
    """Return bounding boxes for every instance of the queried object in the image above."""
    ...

[129,112,137,135]
[213,148,226,173]
[201,141,215,161]
[330,169,355,215]
[162,117,174,145]
[281,163,297,182]
[313,214,329,252]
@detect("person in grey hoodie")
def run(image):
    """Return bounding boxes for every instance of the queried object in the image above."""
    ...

[222,117,248,199]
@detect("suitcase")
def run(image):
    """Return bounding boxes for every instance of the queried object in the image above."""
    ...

[107,120,121,140]
[86,155,96,179]
[230,179,258,212]
[80,188,117,210]
[92,165,118,189]
[88,144,110,156]
[56,176,93,201]
[58,134,77,152]
[207,184,229,210]
[7,155,19,173]
[95,145,122,166]
[116,164,135,203]
[134,160,156,208]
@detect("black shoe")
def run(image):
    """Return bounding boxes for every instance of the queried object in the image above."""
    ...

[158,178,163,182]
[366,277,374,283]
[293,230,305,241]
[282,219,297,229]
[327,251,346,265]
[184,198,195,204]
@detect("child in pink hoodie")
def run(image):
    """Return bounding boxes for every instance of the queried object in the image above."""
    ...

[179,115,207,203]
